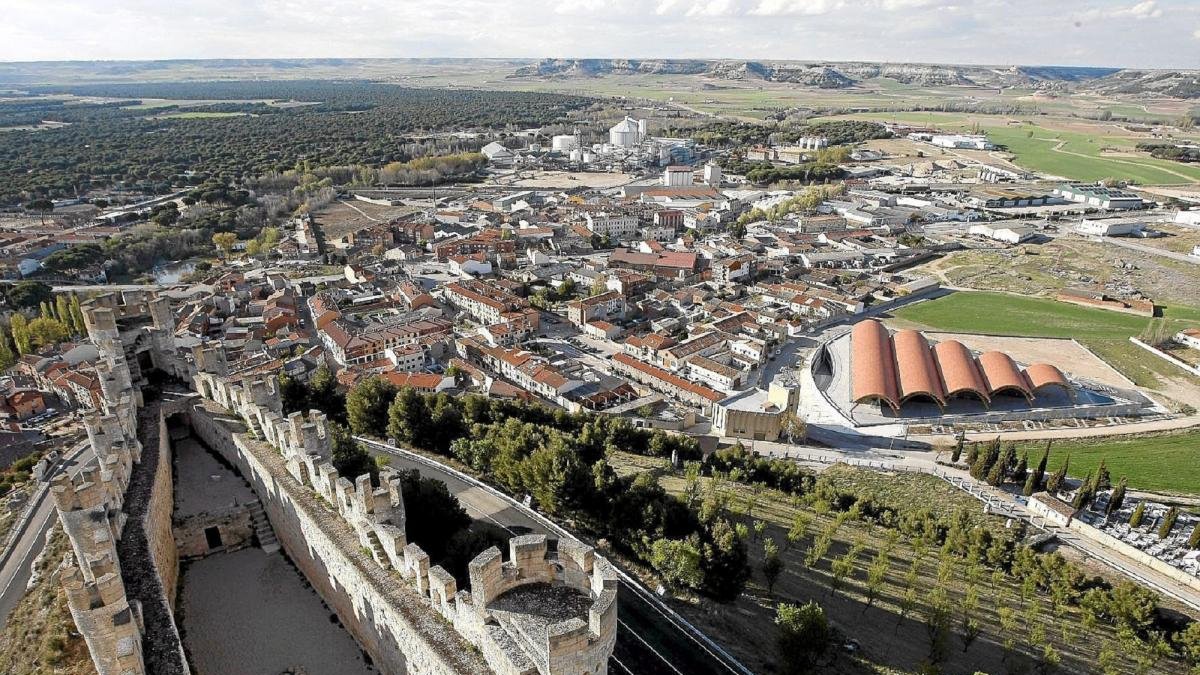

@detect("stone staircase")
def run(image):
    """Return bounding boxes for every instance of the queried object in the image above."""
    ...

[248,501,279,553]
[365,529,387,564]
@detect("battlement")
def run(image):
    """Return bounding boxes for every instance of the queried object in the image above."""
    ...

[189,352,619,675]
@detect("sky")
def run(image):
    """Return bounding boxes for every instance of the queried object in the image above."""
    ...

[2,0,1198,69]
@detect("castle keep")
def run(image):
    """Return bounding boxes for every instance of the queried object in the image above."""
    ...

[51,291,618,675]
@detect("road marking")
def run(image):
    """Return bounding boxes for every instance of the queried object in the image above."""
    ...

[619,618,685,675]
[611,654,635,675]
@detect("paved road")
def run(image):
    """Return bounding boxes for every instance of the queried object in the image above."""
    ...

[0,442,94,625]
[1092,234,1200,265]
[359,438,750,675]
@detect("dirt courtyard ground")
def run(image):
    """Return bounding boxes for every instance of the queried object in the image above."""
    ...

[505,170,637,189]
[922,331,1133,388]
[313,199,417,243]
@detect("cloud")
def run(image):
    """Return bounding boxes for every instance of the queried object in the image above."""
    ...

[1112,1,1164,19]
[0,0,1193,69]
[1194,26,1200,39]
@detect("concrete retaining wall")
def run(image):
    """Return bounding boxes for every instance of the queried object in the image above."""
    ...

[1130,337,1200,378]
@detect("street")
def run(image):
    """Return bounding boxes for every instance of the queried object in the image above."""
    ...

[0,442,95,625]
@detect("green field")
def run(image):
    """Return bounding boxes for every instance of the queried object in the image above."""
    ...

[892,291,1200,388]
[1021,432,1200,495]
[818,111,1200,184]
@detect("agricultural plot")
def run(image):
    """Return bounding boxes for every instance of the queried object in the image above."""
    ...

[1021,432,1200,496]
[609,452,1193,674]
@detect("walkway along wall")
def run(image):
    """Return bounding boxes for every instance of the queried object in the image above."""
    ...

[190,360,618,675]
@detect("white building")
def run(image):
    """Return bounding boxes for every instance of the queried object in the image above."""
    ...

[703,163,723,186]
[662,166,694,187]
[1055,184,1144,210]
[1076,217,1144,237]
[1176,209,1200,228]
[969,223,1034,244]
[931,134,993,150]
[795,136,829,150]
[481,142,514,163]
[609,117,646,147]
[551,134,580,153]
[584,212,638,239]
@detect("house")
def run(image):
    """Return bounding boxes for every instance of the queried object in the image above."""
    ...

[481,142,515,164]
[566,291,626,328]
[3,390,46,420]
[968,223,1034,244]
[449,253,493,277]
[1176,328,1200,350]
[583,320,622,340]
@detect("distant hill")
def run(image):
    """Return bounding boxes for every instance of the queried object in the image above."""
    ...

[1,57,1195,99]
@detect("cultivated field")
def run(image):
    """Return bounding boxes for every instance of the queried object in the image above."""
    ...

[610,452,1193,674]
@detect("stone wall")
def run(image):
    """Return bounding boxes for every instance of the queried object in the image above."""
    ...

[188,399,490,675]
[149,410,181,608]
[174,505,255,560]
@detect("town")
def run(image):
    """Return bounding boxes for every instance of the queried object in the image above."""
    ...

[1,45,1200,675]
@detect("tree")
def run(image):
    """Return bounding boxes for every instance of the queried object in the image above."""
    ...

[0,326,14,371]
[387,386,431,446]
[69,294,86,337]
[329,421,374,482]
[1046,454,1069,495]
[212,232,238,258]
[964,441,979,466]
[1177,621,1200,672]
[1022,471,1038,497]
[762,538,784,596]
[922,587,952,669]
[864,551,889,610]
[5,281,52,310]
[785,512,811,551]
[306,364,345,422]
[649,536,703,591]
[346,376,398,437]
[27,317,69,350]
[278,373,309,414]
[1032,443,1050,491]
[1106,477,1127,518]
[24,198,53,225]
[950,436,964,464]
[1012,450,1029,485]
[1158,506,1179,540]
[54,294,73,334]
[8,313,31,355]
[1189,522,1200,550]
[1072,474,1094,510]
[700,518,750,602]
[775,601,829,674]
[1092,458,1111,493]
[1130,501,1147,529]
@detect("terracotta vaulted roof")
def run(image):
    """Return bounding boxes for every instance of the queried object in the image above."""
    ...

[850,319,1070,412]
[893,329,945,408]
[977,351,1033,400]
[850,319,899,411]
[932,340,990,403]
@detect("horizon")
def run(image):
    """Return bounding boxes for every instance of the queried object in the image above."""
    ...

[3,0,1199,71]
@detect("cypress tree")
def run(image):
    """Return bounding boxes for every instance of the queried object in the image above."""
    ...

[70,294,86,336]
[951,436,964,464]
[1045,454,1069,495]
[970,440,999,481]
[1105,477,1127,517]
[1189,523,1200,550]
[1032,442,1050,491]
[1012,450,1029,485]
[1130,502,1146,529]
[965,441,980,466]
[1022,471,1037,497]
[1072,471,1094,510]
[1091,459,1111,493]
[1159,507,1179,540]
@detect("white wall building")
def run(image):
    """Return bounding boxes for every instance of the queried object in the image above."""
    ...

[1076,217,1144,237]
[662,166,694,187]
[584,212,638,239]
[609,117,646,147]
[1176,209,1200,228]
[931,134,994,150]
[703,163,723,186]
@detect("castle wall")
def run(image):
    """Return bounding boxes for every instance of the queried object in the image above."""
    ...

[148,410,181,609]
[188,398,490,675]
